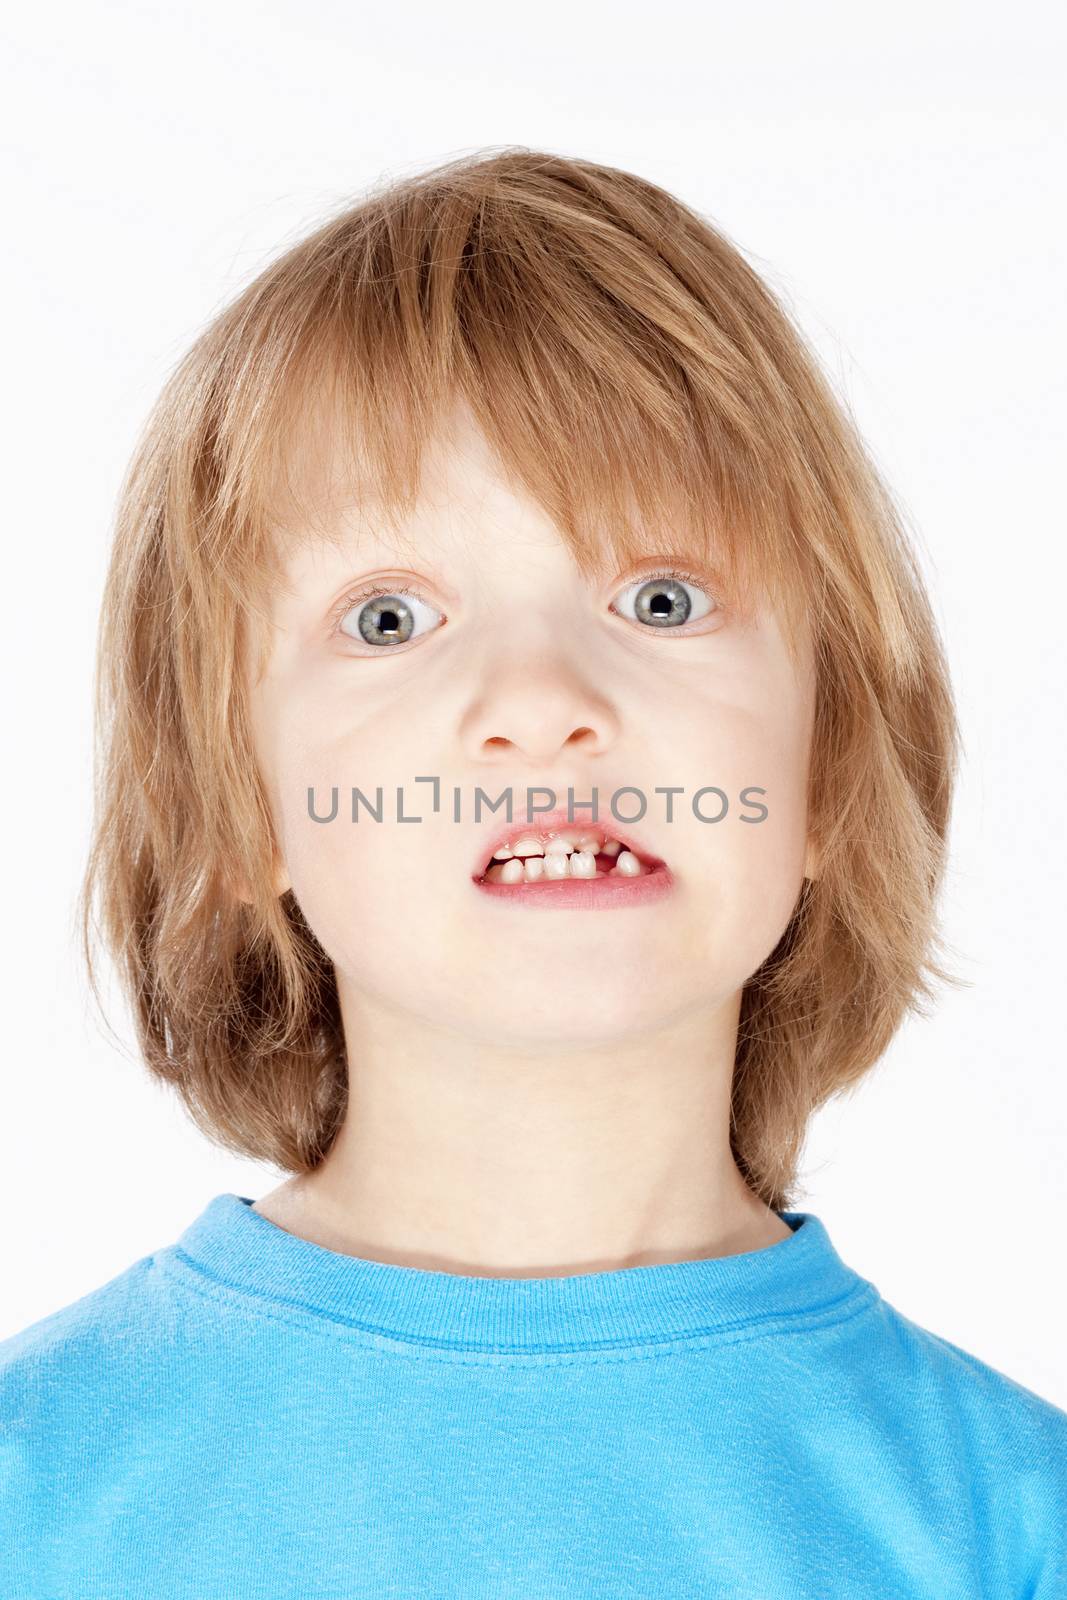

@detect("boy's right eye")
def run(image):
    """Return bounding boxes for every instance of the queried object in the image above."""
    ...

[336,588,444,649]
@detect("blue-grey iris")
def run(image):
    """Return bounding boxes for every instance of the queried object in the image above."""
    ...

[634,577,691,627]
[358,595,415,645]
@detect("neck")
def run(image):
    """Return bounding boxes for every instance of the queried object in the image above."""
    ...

[254,984,790,1277]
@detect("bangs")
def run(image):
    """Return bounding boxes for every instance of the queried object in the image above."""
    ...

[198,154,819,674]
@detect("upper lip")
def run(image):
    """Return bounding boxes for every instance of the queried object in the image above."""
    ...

[472,805,667,878]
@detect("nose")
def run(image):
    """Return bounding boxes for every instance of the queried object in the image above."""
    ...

[461,656,621,767]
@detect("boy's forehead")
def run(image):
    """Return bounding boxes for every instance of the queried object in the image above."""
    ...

[267,393,626,579]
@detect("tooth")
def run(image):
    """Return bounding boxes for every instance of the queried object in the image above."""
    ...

[601,839,622,857]
[569,849,597,878]
[613,851,643,877]
[499,858,526,884]
[544,851,571,879]
[509,837,545,857]
[577,833,604,853]
[523,856,546,882]
[544,834,581,855]
[491,845,514,861]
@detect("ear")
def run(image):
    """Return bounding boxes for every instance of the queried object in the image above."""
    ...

[803,833,822,883]
[226,858,291,904]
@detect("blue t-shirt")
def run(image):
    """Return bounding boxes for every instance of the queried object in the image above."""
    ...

[2,1193,1065,1598]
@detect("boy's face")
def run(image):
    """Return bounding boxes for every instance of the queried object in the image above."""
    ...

[247,401,818,1049]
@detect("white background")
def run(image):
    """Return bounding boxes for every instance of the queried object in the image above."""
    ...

[2,2,1064,1406]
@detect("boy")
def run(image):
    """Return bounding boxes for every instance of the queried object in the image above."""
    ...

[2,147,1064,1597]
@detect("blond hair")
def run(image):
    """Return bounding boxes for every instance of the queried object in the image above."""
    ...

[78,147,964,1210]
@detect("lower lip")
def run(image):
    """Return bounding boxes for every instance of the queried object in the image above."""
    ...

[472,861,675,909]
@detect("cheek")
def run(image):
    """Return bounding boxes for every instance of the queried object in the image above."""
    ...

[286,823,424,983]
[262,683,420,877]
[662,697,812,979]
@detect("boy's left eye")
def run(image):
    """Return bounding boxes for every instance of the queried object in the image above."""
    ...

[336,588,443,648]
[610,571,717,630]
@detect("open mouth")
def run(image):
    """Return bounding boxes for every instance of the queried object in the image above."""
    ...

[475,827,665,886]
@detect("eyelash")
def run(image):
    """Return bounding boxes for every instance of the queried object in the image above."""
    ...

[329,567,720,640]
[627,567,715,599]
